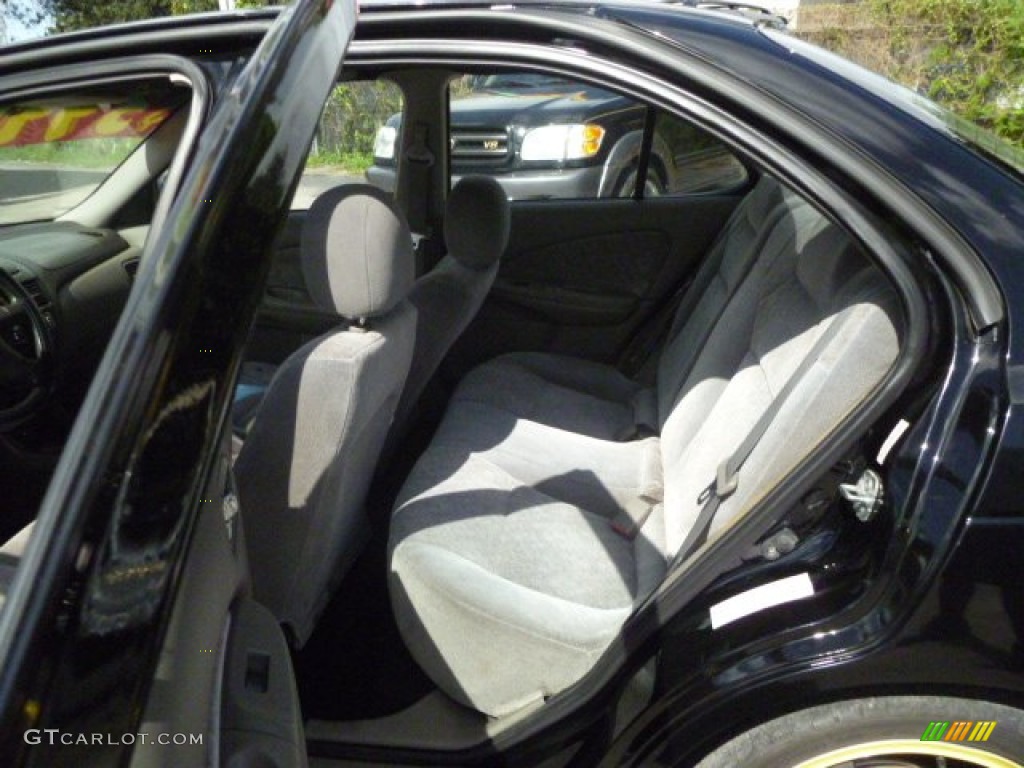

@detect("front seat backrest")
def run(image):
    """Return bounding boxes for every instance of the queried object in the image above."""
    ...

[235,184,416,646]
[390,175,509,444]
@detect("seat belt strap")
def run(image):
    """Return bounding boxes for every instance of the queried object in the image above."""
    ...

[671,305,856,567]
[404,122,434,237]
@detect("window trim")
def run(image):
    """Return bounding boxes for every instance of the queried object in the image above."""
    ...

[0,57,209,234]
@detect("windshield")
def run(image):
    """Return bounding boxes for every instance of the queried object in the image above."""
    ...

[762,30,1024,178]
[0,86,183,226]
[475,73,574,90]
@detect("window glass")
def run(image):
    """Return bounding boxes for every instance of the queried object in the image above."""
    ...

[446,71,646,201]
[0,84,185,226]
[293,79,403,209]
[441,71,747,201]
[652,111,749,196]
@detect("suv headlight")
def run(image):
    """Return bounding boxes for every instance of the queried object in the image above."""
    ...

[520,124,605,161]
[373,125,398,161]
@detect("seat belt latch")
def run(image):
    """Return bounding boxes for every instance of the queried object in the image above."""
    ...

[715,459,739,500]
[407,123,435,167]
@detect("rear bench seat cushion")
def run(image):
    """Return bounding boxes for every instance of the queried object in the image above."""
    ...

[450,352,643,441]
[425,400,664,518]
[390,444,666,717]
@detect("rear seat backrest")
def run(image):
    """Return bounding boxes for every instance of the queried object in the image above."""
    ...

[655,177,790,428]
[655,201,901,554]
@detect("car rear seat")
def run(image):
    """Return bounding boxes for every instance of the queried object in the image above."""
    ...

[387,175,903,718]
[446,176,790,441]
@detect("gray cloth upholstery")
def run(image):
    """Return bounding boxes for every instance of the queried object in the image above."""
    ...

[302,183,415,319]
[387,176,510,449]
[443,178,790,439]
[238,188,416,646]
[449,351,644,441]
[388,175,903,717]
[444,175,510,270]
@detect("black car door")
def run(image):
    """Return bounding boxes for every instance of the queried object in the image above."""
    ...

[0,2,356,766]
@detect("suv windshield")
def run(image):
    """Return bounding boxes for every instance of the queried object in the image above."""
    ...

[474,73,573,91]
[0,83,185,226]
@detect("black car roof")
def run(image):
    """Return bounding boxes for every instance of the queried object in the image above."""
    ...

[0,0,778,58]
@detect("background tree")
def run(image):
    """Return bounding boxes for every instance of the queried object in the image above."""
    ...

[798,0,1023,147]
[1,0,49,40]
[4,0,274,35]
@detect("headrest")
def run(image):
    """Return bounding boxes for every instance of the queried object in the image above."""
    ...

[301,184,414,319]
[444,176,510,271]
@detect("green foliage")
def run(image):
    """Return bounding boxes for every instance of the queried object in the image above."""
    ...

[169,0,218,13]
[36,0,273,34]
[0,138,140,169]
[819,0,1019,147]
[313,81,402,158]
[864,0,1023,146]
[305,150,375,173]
[46,0,175,32]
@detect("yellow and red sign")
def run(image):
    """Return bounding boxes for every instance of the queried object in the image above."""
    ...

[0,106,171,148]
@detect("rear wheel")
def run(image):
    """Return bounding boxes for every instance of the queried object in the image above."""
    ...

[613,163,665,198]
[695,697,1024,768]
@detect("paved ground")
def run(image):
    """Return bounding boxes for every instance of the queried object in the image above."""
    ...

[0,165,365,224]
[0,187,89,224]
[291,170,364,209]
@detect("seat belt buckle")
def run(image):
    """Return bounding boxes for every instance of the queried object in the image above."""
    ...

[610,500,660,541]
[715,459,738,500]
[610,517,640,540]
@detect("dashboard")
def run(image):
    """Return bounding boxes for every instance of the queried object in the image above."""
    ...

[0,221,145,426]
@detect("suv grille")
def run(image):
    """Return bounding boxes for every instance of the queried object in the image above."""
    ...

[450,129,510,161]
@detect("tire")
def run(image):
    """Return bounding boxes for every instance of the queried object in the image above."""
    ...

[695,696,1024,768]
[613,163,665,198]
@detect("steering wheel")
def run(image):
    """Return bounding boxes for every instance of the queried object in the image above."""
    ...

[0,268,53,430]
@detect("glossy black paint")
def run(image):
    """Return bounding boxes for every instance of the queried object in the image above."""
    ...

[0,0,349,763]
[0,2,1021,765]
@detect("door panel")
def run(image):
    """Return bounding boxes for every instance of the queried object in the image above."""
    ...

[130,441,245,768]
[221,599,308,768]
[448,194,742,375]
[495,228,670,324]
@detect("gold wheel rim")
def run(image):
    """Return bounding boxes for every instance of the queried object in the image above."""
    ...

[791,739,1022,768]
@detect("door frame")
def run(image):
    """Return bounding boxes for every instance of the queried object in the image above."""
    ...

[0,2,357,763]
